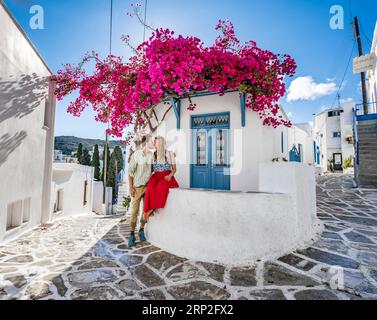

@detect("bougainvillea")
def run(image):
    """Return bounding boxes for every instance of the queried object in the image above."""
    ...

[52,18,296,138]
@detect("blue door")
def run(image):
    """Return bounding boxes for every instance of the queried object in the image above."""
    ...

[191,113,230,190]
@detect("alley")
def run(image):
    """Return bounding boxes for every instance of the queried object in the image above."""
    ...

[1,174,377,300]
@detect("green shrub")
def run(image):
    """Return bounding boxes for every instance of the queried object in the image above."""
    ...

[123,196,131,211]
[342,156,353,170]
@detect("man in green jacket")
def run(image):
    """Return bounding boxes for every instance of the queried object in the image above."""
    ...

[127,134,154,247]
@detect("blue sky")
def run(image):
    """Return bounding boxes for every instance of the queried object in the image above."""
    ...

[3,0,377,139]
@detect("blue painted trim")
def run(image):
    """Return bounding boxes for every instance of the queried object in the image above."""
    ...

[181,90,237,99]
[240,93,246,127]
[170,97,181,129]
[313,141,316,163]
[357,113,377,121]
[191,112,230,130]
[163,90,238,103]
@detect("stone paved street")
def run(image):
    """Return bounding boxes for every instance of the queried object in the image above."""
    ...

[1,174,377,300]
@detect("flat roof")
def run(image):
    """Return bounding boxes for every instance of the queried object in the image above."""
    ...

[1,0,53,74]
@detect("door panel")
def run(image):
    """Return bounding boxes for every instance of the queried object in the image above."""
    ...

[191,113,230,190]
[333,153,343,171]
[191,130,211,188]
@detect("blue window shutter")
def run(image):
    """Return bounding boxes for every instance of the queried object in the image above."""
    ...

[240,93,246,127]
[170,97,181,129]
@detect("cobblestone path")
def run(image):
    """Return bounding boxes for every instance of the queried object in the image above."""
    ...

[1,174,377,300]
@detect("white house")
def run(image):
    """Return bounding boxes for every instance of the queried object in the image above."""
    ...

[51,163,94,220]
[54,149,64,162]
[366,21,377,112]
[139,91,320,265]
[147,91,313,191]
[312,100,355,173]
[0,2,56,243]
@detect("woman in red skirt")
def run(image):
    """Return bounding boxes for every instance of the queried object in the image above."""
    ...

[144,136,179,220]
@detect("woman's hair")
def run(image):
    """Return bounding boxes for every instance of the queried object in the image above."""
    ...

[155,136,168,164]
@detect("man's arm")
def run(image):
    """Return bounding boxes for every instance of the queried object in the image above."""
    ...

[128,175,136,197]
[128,152,137,197]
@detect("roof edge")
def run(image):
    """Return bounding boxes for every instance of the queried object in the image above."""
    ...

[1,0,53,75]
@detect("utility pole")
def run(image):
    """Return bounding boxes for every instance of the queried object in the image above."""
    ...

[103,133,108,204]
[103,0,113,206]
[354,16,368,114]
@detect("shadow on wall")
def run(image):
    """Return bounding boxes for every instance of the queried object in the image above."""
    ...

[0,131,27,167]
[0,73,49,124]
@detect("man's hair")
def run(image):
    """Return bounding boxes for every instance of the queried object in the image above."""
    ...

[140,133,153,146]
[127,134,153,163]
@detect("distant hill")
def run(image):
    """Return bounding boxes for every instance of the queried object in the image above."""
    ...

[54,136,123,155]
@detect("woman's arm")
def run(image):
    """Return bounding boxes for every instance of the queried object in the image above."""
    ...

[165,151,177,181]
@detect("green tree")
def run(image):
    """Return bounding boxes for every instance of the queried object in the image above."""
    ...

[107,150,118,201]
[101,144,111,181]
[113,146,124,173]
[81,148,91,166]
[76,143,83,164]
[91,144,101,180]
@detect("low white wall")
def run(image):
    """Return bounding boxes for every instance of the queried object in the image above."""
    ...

[259,162,317,241]
[92,182,113,215]
[51,163,94,219]
[92,182,103,214]
[147,163,320,266]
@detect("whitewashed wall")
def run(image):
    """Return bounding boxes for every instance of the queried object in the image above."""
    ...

[147,162,320,265]
[313,101,355,172]
[340,101,355,163]
[287,124,315,165]
[92,182,113,215]
[51,164,94,219]
[0,3,55,243]
[152,92,293,191]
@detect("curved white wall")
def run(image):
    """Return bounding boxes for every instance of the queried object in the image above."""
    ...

[146,163,321,266]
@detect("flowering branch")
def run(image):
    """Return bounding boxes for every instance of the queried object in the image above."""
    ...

[52,16,297,140]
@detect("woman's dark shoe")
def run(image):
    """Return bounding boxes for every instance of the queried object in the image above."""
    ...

[128,232,136,247]
[139,228,146,242]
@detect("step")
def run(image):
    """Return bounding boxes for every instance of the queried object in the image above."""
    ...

[359,141,377,145]
[359,148,377,152]
[358,125,377,130]
[358,129,377,134]
[359,144,377,148]
[358,172,377,177]
[358,179,377,186]
[359,135,377,139]
[359,157,377,162]
[358,120,377,126]
[358,173,377,179]
[359,153,377,157]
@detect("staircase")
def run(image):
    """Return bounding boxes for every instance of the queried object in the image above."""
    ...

[114,183,129,215]
[357,119,377,188]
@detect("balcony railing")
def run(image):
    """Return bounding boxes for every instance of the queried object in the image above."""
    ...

[355,102,377,116]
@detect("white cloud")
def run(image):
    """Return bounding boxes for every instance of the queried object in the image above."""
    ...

[287,76,337,102]
[340,97,353,103]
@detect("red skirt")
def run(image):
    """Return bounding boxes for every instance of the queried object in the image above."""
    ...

[144,171,179,217]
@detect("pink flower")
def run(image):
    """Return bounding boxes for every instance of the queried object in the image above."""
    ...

[53,20,297,137]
